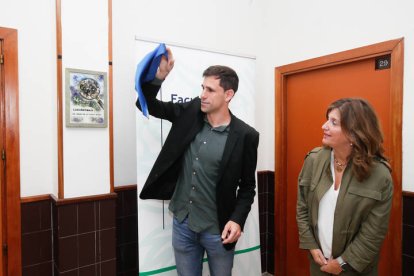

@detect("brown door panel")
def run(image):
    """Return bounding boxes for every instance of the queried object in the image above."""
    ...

[275,39,403,276]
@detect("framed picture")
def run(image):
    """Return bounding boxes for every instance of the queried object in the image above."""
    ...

[65,68,108,128]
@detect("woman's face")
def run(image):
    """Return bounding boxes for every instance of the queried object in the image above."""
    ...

[322,108,351,149]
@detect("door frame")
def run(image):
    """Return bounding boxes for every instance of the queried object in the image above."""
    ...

[0,27,22,276]
[274,38,403,276]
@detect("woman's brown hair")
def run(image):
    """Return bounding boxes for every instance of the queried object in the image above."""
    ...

[326,98,389,181]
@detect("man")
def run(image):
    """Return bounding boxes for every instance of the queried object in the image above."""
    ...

[137,48,259,276]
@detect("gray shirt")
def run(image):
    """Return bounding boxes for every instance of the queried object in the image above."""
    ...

[169,118,229,234]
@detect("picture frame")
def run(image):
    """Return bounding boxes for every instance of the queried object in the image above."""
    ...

[65,68,108,128]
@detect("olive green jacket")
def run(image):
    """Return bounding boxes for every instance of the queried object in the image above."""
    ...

[296,147,393,274]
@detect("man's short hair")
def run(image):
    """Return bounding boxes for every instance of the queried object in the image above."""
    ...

[203,65,239,93]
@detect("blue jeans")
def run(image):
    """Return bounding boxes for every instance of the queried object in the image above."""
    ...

[172,217,235,276]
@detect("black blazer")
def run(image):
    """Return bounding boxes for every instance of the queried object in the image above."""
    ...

[137,82,259,249]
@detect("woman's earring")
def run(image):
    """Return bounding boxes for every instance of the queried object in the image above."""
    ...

[350,143,353,147]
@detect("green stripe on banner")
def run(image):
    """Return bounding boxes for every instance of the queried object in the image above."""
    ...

[139,245,261,275]
[234,245,260,255]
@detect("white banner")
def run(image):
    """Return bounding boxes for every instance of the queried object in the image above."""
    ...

[136,39,260,276]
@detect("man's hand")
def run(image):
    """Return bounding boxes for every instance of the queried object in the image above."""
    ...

[310,249,327,266]
[156,47,175,80]
[221,221,242,244]
[320,258,343,275]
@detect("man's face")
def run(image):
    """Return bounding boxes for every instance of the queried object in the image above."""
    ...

[200,76,233,114]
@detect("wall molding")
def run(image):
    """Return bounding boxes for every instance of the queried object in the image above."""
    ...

[20,194,51,203]
[51,193,117,205]
[55,0,64,199]
[403,191,414,197]
[108,0,114,193]
[21,192,118,205]
[114,184,137,192]
[257,170,274,175]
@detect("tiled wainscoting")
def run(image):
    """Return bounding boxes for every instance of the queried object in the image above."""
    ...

[21,199,53,275]
[21,195,117,276]
[403,192,414,276]
[20,177,414,276]
[52,197,117,276]
[115,186,138,276]
[258,171,275,275]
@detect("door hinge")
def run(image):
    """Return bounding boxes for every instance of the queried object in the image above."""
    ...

[1,149,5,160]
[2,244,7,255]
[0,54,4,64]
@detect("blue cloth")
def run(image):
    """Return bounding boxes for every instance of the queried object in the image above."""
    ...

[135,43,168,118]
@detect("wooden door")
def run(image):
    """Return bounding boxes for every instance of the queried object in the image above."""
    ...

[0,27,22,276]
[275,39,403,276]
[0,37,5,276]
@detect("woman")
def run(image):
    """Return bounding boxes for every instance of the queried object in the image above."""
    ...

[296,98,393,275]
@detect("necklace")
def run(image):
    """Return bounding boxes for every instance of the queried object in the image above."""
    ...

[334,158,347,173]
